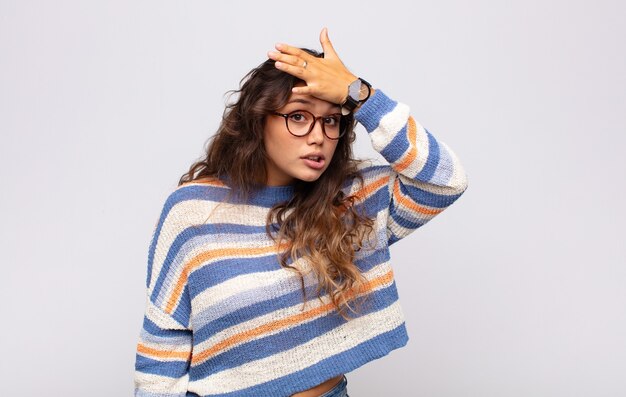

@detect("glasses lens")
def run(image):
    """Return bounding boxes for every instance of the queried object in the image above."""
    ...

[286,111,314,136]
[322,114,342,139]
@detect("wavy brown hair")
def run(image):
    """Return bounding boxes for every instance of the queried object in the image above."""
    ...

[179,49,374,320]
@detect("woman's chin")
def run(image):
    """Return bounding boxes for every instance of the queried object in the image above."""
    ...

[296,171,325,183]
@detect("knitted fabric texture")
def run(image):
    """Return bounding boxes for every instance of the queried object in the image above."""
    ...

[134,90,468,397]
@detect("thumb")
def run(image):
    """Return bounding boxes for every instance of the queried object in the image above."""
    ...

[319,27,338,58]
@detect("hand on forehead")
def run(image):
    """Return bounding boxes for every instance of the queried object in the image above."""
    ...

[267,28,358,106]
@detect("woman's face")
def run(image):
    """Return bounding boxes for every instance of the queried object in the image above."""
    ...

[263,89,341,186]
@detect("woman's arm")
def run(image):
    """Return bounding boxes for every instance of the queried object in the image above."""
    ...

[269,28,468,244]
[354,89,467,243]
[134,191,193,396]
[135,303,192,397]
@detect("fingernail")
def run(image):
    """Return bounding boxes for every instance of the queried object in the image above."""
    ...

[268,51,279,57]
[275,43,284,50]
[275,61,283,68]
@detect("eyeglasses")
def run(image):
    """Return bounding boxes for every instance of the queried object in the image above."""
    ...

[271,110,346,140]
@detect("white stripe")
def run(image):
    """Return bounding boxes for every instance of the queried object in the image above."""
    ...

[368,102,409,152]
[442,141,469,194]
[145,298,188,330]
[192,258,316,326]
[134,371,188,395]
[188,300,405,395]
[387,216,416,240]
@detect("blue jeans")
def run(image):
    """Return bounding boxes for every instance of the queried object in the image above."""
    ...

[317,375,349,397]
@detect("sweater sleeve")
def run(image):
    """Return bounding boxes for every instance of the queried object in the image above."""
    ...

[134,190,193,397]
[354,89,468,245]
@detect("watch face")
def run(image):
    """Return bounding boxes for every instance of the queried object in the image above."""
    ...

[348,79,362,101]
[358,81,371,101]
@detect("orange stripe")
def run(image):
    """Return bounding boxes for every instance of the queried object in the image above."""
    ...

[353,175,390,201]
[393,179,443,216]
[137,343,191,361]
[394,117,418,173]
[191,269,395,365]
[165,244,287,314]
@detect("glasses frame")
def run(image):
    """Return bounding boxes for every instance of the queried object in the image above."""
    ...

[271,109,347,140]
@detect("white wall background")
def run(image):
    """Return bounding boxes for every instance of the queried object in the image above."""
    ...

[1,0,624,396]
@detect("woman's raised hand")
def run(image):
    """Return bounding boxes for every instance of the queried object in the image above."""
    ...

[267,28,357,105]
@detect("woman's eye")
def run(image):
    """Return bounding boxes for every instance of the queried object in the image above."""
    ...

[324,116,340,126]
[289,113,307,123]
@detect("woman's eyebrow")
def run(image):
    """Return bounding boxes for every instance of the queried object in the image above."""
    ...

[287,98,314,105]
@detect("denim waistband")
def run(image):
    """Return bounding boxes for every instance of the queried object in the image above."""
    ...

[317,375,348,397]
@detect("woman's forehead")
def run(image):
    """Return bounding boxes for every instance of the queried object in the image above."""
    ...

[284,92,340,113]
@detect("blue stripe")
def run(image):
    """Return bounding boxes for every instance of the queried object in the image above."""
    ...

[358,164,390,180]
[396,179,464,208]
[429,141,455,186]
[355,184,389,218]
[379,124,410,164]
[172,284,191,327]
[150,230,194,303]
[140,328,191,346]
[355,90,398,133]
[188,255,284,300]
[174,183,294,207]
[415,129,440,182]
[190,281,400,377]
[188,223,268,235]
[136,354,189,378]
[197,323,408,397]
[142,316,190,339]
[389,200,426,230]
[146,203,174,288]
[355,246,391,273]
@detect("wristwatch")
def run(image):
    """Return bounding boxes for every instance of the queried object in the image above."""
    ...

[341,78,372,115]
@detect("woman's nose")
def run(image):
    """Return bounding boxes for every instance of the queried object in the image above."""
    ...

[307,118,326,144]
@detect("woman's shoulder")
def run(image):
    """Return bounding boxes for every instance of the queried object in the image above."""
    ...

[178,176,227,188]
[161,177,231,208]
[153,177,232,232]
[174,177,230,194]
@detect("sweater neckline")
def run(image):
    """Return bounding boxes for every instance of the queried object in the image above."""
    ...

[252,184,295,202]
[216,177,295,206]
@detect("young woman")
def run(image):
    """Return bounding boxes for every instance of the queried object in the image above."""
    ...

[134,28,468,397]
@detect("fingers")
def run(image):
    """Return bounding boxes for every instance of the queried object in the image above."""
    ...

[267,51,307,68]
[273,60,305,78]
[268,30,351,104]
[291,85,313,95]
[319,27,337,58]
[268,48,308,79]
[274,43,314,60]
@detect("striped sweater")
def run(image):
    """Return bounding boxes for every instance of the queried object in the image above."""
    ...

[134,90,468,397]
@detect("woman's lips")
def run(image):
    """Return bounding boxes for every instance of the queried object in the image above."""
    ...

[301,156,325,170]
